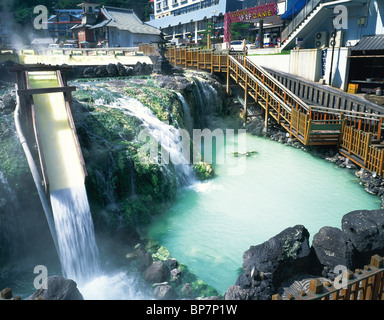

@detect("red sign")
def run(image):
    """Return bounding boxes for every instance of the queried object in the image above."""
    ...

[224,3,278,43]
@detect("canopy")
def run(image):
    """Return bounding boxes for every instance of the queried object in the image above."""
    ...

[280,0,307,20]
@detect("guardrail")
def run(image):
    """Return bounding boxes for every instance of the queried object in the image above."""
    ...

[272,254,384,300]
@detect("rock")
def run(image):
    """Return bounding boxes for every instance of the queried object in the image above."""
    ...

[169,268,181,284]
[312,226,355,269]
[181,283,192,297]
[94,65,108,77]
[116,62,126,76]
[1,94,16,113]
[242,225,311,286]
[83,67,96,78]
[153,284,176,300]
[28,276,84,300]
[125,66,133,76]
[133,62,152,75]
[342,210,384,260]
[1,287,12,299]
[165,258,178,270]
[106,63,118,77]
[144,260,169,283]
[246,117,264,136]
[136,248,153,269]
[224,285,249,300]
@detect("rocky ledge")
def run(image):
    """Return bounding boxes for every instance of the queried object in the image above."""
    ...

[225,208,384,300]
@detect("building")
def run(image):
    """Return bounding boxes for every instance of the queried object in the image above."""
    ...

[47,9,84,41]
[147,0,244,43]
[146,0,289,46]
[277,0,384,90]
[71,2,161,48]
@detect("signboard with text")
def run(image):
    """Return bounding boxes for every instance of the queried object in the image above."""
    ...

[224,3,278,44]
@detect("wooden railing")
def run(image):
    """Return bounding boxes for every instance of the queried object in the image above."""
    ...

[340,125,384,176]
[272,254,384,300]
[150,44,384,175]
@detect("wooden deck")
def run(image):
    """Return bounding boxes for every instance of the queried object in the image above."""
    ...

[142,44,384,176]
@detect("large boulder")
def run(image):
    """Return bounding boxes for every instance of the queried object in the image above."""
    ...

[312,226,355,269]
[28,276,83,300]
[94,65,108,77]
[144,260,169,283]
[233,225,312,299]
[342,209,384,264]
[83,67,96,78]
[106,63,118,77]
[116,62,127,76]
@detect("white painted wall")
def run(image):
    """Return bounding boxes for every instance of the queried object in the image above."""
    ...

[289,49,322,82]
[248,54,291,73]
[323,47,350,91]
[248,49,323,83]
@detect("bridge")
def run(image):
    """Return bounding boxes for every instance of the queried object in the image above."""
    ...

[138,44,384,178]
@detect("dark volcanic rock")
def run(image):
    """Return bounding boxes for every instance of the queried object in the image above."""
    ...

[116,62,127,76]
[144,260,169,283]
[224,285,250,300]
[153,284,176,300]
[312,226,355,269]
[342,210,384,262]
[28,276,83,300]
[232,225,312,299]
[83,66,96,78]
[106,63,118,77]
[94,65,108,77]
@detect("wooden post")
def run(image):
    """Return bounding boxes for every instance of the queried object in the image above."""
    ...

[265,92,269,129]
[309,279,323,294]
[364,133,373,166]
[244,73,248,125]
[226,54,230,94]
[378,117,383,141]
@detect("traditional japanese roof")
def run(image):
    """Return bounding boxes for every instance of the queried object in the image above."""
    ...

[90,6,161,35]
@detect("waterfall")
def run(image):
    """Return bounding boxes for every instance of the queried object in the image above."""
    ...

[191,77,220,128]
[50,185,101,284]
[175,92,193,135]
[99,97,196,187]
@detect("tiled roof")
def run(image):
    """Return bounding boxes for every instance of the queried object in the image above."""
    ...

[90,6,161,35]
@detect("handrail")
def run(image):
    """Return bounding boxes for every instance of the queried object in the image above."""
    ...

[228,55,292,113]
[240,55,310,112]
[281,0,322,44]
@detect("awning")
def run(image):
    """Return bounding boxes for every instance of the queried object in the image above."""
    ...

[351,35,384,51]
[280,0,307,20]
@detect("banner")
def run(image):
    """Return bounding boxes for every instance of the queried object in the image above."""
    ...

[224,3,278,44]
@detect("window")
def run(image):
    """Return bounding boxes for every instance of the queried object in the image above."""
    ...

[163,0,169,8]
[59,15,70,22]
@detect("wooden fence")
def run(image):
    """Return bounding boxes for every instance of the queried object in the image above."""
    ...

[272,254,384,300]
[141,44,384,176]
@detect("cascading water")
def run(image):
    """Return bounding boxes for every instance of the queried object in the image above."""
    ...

[175,92,193,135]
[50,186,101,283]
[28,72,101,285]
[99,96,197,187]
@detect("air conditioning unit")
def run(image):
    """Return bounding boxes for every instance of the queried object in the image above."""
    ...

[315,31,328,49]
[329,30,344,48]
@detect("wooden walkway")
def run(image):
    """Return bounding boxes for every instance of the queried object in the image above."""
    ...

[139,44,384,177]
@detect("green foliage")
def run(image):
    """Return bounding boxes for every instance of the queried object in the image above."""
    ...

[231,22,254,41]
